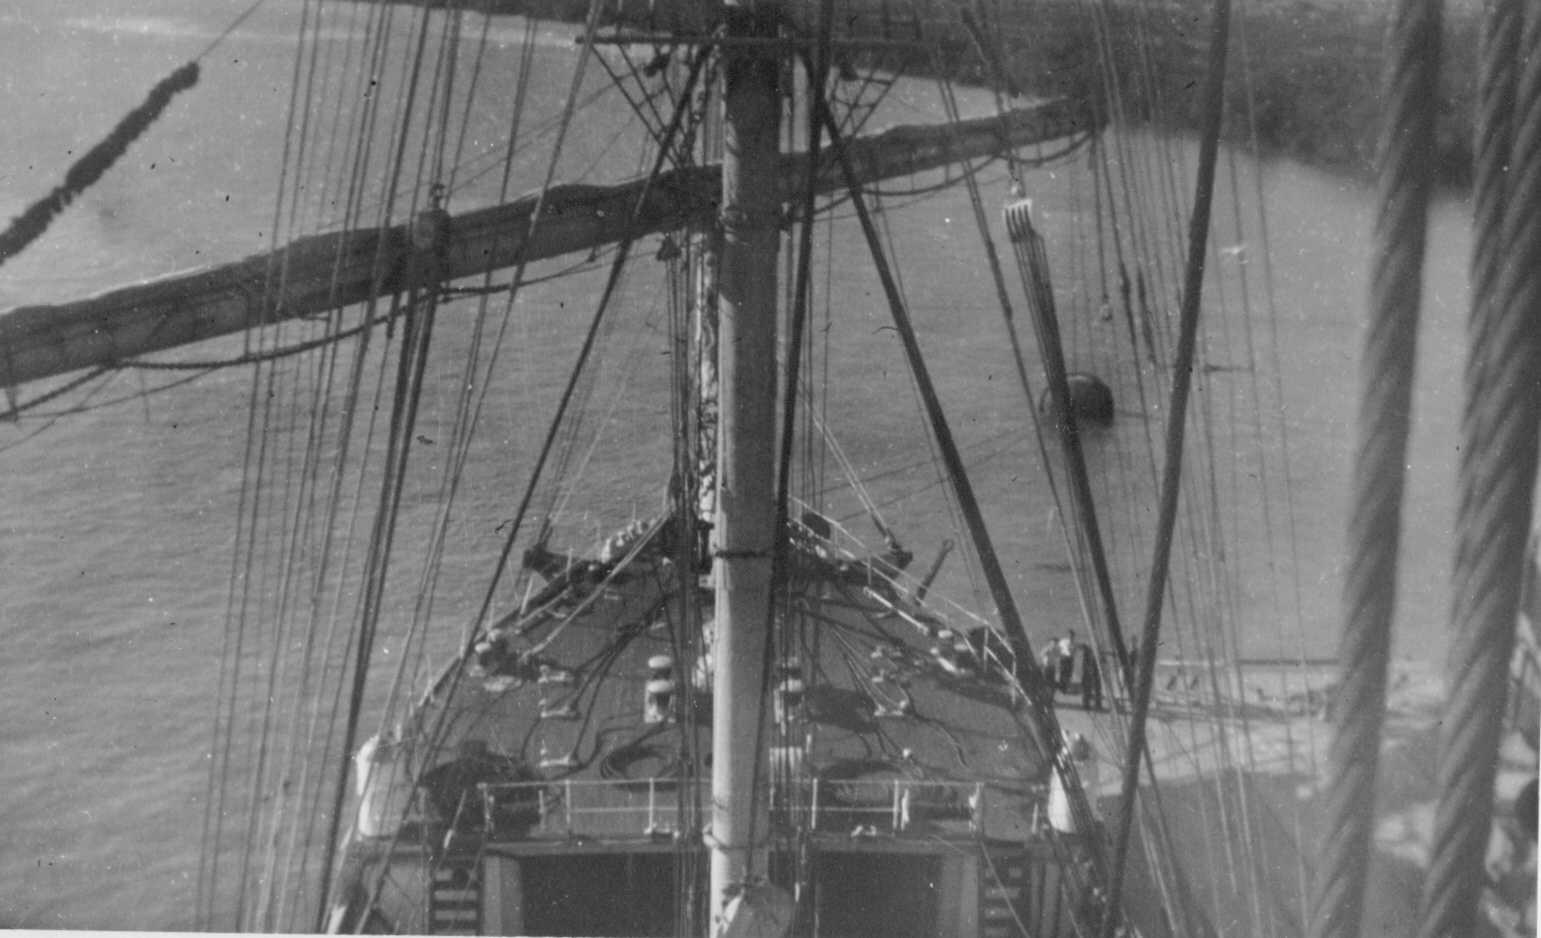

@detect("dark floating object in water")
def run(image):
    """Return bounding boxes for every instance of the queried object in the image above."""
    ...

[1038,372,1115,428]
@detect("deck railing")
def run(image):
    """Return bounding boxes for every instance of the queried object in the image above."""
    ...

[476,776,1012,841]
[478,777,701,840]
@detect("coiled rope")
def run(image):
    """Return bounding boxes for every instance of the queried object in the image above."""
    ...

[1417,0,1539,933]
[0,62,199,269]
[1305,0,1442,931]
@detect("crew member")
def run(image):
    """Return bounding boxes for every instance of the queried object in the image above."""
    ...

[1057,631,1077,692]
[1080,642,1104,711]
[1040,639,1064,693]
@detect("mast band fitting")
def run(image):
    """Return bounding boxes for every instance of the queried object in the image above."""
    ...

[719,206,784,231]
[713,548,772,559]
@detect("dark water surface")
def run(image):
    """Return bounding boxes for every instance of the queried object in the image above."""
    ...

[0,0,1471,928]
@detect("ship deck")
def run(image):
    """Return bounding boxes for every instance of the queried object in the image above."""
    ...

[333,513,1090,935]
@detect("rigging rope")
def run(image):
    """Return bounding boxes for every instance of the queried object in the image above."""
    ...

[194,0,272,62]
[313,4,445,920]
[241,7,353,913]
[1102,0,1231,928]
[1223,14,1321,919]
[1417,0,1539,932]
[366,60,712,929]
[926,64,1113,688]
[1305,0,1442,930]
[261,5,403,918]
[807,83,1040,697]
[805,76,1114,926]
[464,43,709,641]
[198,0,338,901]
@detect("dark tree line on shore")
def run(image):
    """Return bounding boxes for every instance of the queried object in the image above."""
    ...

[375,0,1482,186]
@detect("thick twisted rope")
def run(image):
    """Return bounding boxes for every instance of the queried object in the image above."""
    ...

[1416,0,1540,933]
[1453,0,1519,432]
[1305,0,1441,933]
[0,62,199,269]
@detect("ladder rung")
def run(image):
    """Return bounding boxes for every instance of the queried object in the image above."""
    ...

[432,890,480,903]
[432,909,480,922]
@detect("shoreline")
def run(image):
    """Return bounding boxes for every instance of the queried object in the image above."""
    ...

[357,0,1484,187]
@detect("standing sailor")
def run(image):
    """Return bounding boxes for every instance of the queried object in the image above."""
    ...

[1040,637,1064,693]
[1079,642,1104,711]
[1057,630,1078,692]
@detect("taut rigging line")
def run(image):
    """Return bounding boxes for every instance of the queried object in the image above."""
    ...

[1103,0,1234,926]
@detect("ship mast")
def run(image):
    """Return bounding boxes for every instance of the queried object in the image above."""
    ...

[709,0,782,928]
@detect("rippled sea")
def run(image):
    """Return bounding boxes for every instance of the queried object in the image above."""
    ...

[0,0,1473,929]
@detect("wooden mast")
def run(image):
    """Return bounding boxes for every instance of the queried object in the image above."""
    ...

[709,0,781,929]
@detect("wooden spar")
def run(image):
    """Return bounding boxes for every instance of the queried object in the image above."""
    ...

[709,0,781,926]
[0,99,1095,390]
